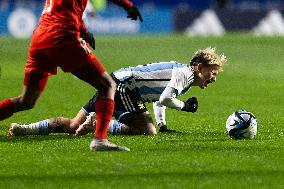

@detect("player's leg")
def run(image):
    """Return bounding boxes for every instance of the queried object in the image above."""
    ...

[53,41,127,151]
[75,112,157,136]
[0,49,53,121]
[71,65,116,134]
[48,109,88,134]
[49,42,116,140]
[112,83,157,135]
[79,111,156,135]
[72,67,128,150]
[76,83,157,136]
[0,99,14,121]
[118,111,157,135]
[75,112,121,136]
[0,73,47,121]
[8,110,88,136]
[74,92,137,136]
[74,93,97,135]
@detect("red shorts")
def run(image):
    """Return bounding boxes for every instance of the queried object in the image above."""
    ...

[24,39,106,91]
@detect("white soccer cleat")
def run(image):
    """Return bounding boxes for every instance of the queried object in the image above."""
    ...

[8,123,27,136]
[75,112,96,136]
[90,137,130,151]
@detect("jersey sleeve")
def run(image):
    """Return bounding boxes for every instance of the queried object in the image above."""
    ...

[159,86,185,110]
[167,67,193,95]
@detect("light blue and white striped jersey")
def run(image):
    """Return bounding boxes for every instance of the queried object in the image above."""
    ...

[113,61,194,102]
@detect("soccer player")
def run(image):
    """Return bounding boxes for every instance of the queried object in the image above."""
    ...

[9,47,227,137]
[0,0,143,151]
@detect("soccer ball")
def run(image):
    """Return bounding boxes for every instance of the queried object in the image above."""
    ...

[226,110,258,139]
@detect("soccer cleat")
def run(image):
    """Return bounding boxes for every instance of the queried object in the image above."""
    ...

[8,123,32,136]
[75,112,96,136]
[8,122,48,136]
[90,137,130,151]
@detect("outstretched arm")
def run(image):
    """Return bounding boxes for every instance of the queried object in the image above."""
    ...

[108,0,143,22]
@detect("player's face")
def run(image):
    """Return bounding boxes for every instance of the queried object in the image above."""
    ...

[197,65,219,89]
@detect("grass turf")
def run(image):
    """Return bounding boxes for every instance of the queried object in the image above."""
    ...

[0,34,284,188]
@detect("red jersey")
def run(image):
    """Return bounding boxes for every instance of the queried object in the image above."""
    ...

[30,0,133,50]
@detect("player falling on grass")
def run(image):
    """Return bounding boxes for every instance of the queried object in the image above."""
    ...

[9,47,227,137]
[0,0,143,151]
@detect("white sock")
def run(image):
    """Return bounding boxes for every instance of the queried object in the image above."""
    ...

[108,120,122,135]
[22,120,49,135]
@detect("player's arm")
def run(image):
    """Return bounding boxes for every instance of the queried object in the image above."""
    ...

[159,68,198,112]
[79,23,96,50]
[159,87,185,110]
[159,87,198,113]
[153,101,176,133]
[108,0,143,22]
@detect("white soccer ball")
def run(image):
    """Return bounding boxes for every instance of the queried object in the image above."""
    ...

[226,110,258,139]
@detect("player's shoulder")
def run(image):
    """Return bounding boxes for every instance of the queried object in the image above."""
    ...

[172,65,194,80]
[147,61,187,70]
[172,63,191,73]
[146,60,180,65]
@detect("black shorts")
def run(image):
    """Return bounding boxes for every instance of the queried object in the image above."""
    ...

[82,77,147,120]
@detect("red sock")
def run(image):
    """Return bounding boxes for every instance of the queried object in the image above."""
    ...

[95,98,114,139]
[0,99,14,121]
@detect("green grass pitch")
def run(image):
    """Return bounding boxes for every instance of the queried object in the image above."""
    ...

[0,34,284,188]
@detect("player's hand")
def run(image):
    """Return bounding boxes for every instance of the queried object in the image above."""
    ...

[181,97,198,113]
[159,125,176,133]
[125,6,143,22]
[82,32,96,50]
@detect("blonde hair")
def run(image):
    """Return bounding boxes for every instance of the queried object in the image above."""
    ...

[190,47,227,70]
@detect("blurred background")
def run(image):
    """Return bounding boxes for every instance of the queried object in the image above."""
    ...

[1,0,284,38]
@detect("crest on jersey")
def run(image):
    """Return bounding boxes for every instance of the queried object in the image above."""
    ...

[137,101,145,110]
